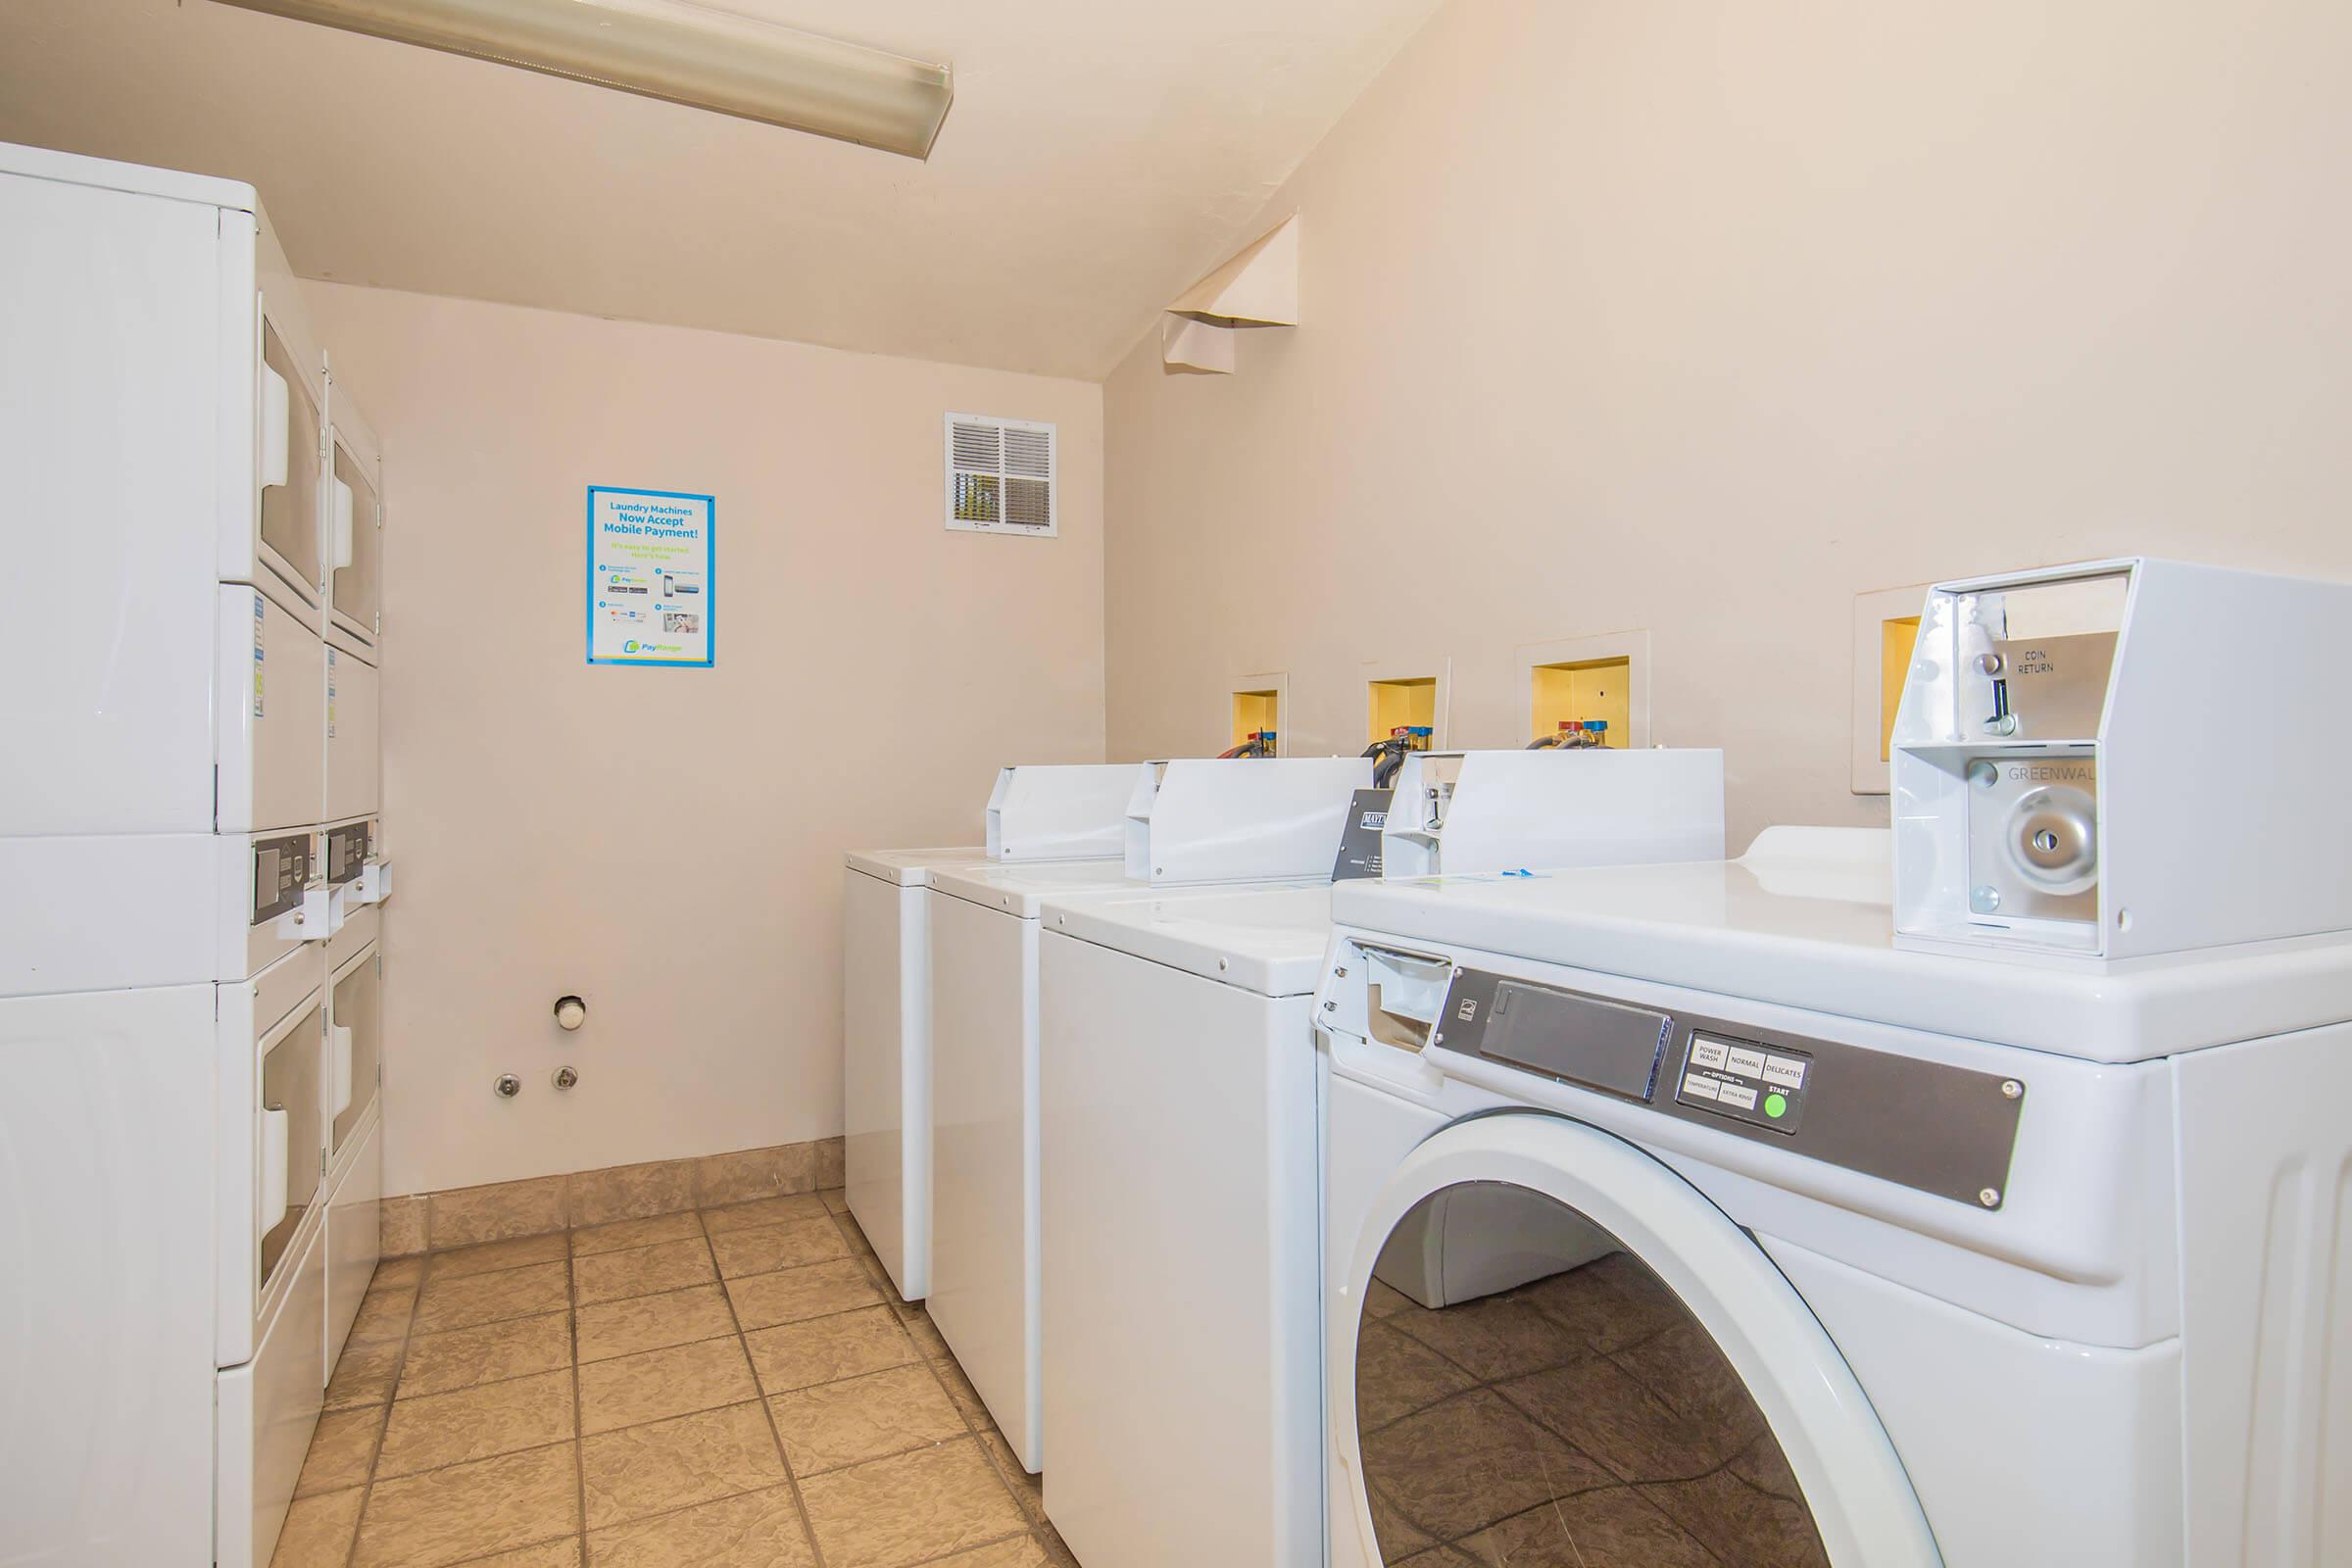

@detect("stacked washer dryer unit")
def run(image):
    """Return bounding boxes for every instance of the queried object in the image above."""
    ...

[843,762,1141,1303]
[1319,559,2352,1568]
[0,143,391,1568]
[926,756,1369,1475]
[1034,748,1723,1568]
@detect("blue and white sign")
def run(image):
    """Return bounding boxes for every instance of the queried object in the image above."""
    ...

[587,486,714,667]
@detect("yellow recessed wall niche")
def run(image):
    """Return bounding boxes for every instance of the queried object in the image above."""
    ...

[1517,630,1650,751]
[1530,658,1631,748]
[1367,676,1439,748]
[1230,687,1280,756]
[1849,584,1934,794]
[1879,616,1921,762]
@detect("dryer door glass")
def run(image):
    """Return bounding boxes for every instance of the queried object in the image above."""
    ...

[330,438,380,635]
[329,951,381,1158]
[259,1002,325,1293]
[260,322,321,588]
[1352,1180,1827,1566]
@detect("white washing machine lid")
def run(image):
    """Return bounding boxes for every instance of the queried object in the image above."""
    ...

[1333,857,2352,1063]
[844,846,992,887]
[1331,1110,1943,1567]
[929,858,1141,917]
[1041,883,1333,996]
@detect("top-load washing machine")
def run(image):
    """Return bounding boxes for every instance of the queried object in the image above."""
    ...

[1319,560,2352,1568]
[844,762,1140,1301]
[1032,747,1724,1568]
[926,756,1370,1472]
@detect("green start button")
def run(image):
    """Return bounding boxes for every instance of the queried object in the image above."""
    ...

[1763,1092,1788,1120]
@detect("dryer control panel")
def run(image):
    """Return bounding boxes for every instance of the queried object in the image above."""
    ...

[1434,965,2024,1208]
[251,831,315,924]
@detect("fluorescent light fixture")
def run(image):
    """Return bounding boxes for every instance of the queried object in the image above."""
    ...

[211,0,954,158]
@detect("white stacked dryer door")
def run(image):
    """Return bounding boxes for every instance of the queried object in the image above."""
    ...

[322,360,383,839]
[322,900,385,1372]
[217,940,333,1568]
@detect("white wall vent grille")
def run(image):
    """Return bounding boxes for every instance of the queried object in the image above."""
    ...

[946,413,1056,537]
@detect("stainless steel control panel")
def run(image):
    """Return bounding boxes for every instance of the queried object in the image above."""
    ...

[325,819,373,887]
[252,832,315,924]
[1435,966,2026,1207]
[1675,1032,1811,1135]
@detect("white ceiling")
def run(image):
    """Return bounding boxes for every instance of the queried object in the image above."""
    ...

[0,0,1442,378]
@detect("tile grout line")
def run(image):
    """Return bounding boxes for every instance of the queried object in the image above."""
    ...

[568,1249,590,1568]
[336,1283,414,1568]
[823,1205,1044,1553]
[708,1209,835,1568]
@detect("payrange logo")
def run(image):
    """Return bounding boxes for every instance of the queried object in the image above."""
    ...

[624,640,640,653]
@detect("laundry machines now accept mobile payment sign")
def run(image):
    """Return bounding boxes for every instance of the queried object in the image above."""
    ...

[588,485,714,666]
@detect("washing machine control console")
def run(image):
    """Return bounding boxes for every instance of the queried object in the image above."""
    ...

[1435,964,2024,1207]
[1676,1032,1812,1134]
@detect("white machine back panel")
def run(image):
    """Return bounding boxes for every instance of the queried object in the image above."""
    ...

[1384,749,1725,877]
[985,763,1140,861]
[1126,757,1371,884]
[0,168,221,837]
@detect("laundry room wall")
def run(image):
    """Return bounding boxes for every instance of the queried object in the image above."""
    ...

[1100,0,2352,850]
[308,283,1104,1200]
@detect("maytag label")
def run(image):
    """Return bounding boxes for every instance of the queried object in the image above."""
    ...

[1331,788,1395,882]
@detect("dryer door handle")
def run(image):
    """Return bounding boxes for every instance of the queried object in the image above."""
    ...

[331,476,356,570]
[260,365,290,490]
[329,1024,356,1117]
[259,1105,290,1234]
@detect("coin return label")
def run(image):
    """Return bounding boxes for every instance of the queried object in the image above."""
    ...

[1677,1031,1810,1135]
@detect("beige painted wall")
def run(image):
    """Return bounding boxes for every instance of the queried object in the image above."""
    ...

[309,283,1103,1197]
[1103,0,2352,848]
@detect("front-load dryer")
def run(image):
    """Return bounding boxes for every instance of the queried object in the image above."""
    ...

[1319,830,2352,1568]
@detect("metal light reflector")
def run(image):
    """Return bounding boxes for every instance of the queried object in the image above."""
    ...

[213,0,954,158]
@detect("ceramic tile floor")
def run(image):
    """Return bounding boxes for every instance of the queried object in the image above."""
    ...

[1352,1250,1829,1567]
[277,1189,1074,1568]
